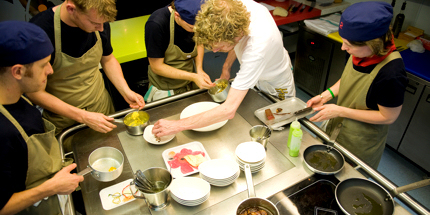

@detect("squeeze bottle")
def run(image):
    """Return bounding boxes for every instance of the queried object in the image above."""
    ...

[289,129,303,157]
[287,120,301,148]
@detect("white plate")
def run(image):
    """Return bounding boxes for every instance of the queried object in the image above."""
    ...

[99,179,136,210]
[180,102,228,132]
[235,142,266,163]
[143,125,175,145]
[161,142,211,178]
[198,159,239,180]
[170,177,211,201]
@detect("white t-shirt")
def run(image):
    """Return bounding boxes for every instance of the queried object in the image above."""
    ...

[231,0,295,98]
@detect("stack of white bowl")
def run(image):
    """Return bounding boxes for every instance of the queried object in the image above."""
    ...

[198,159,240,187]
[170,177,210,206]
[235,142,266,173]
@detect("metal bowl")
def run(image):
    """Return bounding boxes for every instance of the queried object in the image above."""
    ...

[208,79,230,103]
[123,111,150,135]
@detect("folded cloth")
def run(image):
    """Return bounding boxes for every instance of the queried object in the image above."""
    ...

[304,13,341,36]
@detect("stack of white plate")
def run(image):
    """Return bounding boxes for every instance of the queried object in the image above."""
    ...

[170,177,210,206]
[198,159,240,187]
[235,142,266,173]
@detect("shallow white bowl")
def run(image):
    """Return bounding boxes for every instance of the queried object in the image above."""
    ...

[235,142,266,163]
[170,177,211,201]
[198,159,239,180]
[180,102,228,132]
[143,125,175,145]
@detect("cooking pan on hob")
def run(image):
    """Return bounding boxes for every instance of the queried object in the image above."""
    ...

[335,178,430,215]
[303,144,345,175]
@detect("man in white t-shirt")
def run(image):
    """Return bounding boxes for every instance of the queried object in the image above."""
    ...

[152,0,295,137]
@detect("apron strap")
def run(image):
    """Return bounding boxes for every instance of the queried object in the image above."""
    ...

[169,10,175,45]
[0,96,32,141]
[54,4,62,55]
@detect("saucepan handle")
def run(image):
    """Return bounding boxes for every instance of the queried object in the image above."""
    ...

[112,119,123,124]
[77,166,92,176]
[244,164,256,198]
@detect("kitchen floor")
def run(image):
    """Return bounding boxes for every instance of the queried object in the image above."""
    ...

[295,86,430,215]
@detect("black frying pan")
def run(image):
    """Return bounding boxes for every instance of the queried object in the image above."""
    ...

[303,144,345,175]
[335,178,430,215]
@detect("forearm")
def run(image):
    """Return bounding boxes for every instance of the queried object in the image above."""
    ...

[195,45,205,72]
[26,91,86,123]
[223,50,237,73]
[319,79,341,103]
[101,54,131,96]
[339,105,401,125]
[0,185,53,215]
[149,58,197,82]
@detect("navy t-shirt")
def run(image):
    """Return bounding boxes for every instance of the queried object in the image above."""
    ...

[0,98,45,210]
[30,7,113,65]
[145,6,195,58]
[352,57,408,110]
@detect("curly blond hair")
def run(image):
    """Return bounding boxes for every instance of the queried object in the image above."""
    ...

[70,0,117,22]
[194,0,250,49]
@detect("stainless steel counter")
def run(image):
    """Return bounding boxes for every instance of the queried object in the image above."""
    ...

[67,89,412,215]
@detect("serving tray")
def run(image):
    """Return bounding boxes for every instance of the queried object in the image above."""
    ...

[254,97,313,129]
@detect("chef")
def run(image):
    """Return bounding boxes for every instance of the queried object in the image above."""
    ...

[144,0,214,102]
[306,1,408,169]
[28,0,145,136]
[152,0,295,136]
[0,21,83,215]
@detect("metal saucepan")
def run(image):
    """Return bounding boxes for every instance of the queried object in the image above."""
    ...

[208,79,230,103]
[303,144,345,175]
[113,110,150,135]
[236,164,279,215]
[77,147,124,182]
[335,178,430,215]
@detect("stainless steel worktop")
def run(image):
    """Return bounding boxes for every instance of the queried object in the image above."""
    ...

[68,89,412,215]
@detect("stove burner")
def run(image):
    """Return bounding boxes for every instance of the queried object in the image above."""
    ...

[268,175,345,215]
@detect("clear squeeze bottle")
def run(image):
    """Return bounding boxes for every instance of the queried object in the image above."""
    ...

[287,120,301,148]
[289,128,303,157]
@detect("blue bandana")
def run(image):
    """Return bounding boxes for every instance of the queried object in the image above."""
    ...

[0,21,53,67]
[339,1,393,42]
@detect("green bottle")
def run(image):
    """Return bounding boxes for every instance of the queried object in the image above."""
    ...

[289,129,303,157]
[287,120,301,148]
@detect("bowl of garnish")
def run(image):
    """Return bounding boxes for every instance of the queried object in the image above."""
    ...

[208,79,230,103]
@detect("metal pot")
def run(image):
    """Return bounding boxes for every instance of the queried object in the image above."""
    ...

[236,164,279,215]
[77,147,124,182]
[335,178,430,215]
[303,144,345,175]
[113,110,150,135]
[208,79,230,103]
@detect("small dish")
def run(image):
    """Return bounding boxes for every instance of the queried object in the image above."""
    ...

[143,125,175,145]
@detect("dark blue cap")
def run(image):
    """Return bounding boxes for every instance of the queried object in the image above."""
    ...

[175,0,204,25]
[339,1,393,42]
[0,21,53,67]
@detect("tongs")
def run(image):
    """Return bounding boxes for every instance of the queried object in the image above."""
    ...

[134,170,156,193]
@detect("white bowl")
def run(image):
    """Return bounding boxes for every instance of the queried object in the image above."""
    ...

[143,125,175,145]
[199,159,239,180]
[235,142,266,163]
[170,177,211,201]
[180,102,228,132]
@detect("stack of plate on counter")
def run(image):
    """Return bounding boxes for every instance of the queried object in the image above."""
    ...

[170,177,210,206]
[235,142,266,173]
[198,159,240,187]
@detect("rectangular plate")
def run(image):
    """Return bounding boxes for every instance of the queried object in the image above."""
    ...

[162,141,211,178]
[99,179,136,210]
[254,97,313,129]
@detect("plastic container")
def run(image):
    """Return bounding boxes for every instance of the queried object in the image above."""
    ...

[289,129,303,157]
[287,120,301,148]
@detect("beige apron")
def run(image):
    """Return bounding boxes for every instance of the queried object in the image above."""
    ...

[326,51,401,169]
[0,97,63,215]
[43,4,114,134]
[146,10,198,102]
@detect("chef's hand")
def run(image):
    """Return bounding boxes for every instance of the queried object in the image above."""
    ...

[123,90,145,110]
[194,70,215,89]
[152,119,180,137]
[307,95,324,108]
[309,104,343,122]
[81,111,117,133]
[46,163,84,195]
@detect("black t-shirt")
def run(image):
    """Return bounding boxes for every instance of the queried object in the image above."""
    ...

[352,57,408,110]
[145,6,195,58]
[30,7,113,65]
[0,98,45,210]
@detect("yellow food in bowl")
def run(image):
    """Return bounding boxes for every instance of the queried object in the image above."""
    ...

[124,111,149,127]
[216,81,227,94]
[108,167,117,172]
